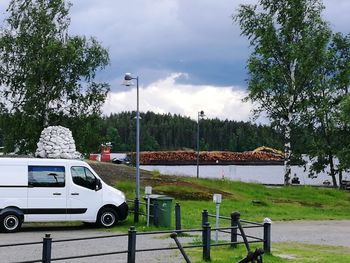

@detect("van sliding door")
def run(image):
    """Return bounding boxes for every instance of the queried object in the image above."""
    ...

[26,166,67,221]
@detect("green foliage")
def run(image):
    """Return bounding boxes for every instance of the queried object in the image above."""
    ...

[105,127,123,151]
[151,170,161,178]
[114,181,134,195]
[337,95,350,169]
[295,32,350,186]
[99,111,283,152]
[234,0,331,184]
[234,0,330,120]
[340,95,350,123]
[0,0,109,153]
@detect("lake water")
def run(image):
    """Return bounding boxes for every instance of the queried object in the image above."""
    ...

[141,165,350,186]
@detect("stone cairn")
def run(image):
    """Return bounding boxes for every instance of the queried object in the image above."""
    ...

[35,126,81,159]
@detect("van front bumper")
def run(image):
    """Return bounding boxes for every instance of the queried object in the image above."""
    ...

[117,202,128,221]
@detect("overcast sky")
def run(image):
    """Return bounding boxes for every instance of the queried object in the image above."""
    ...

[0,0,349,121]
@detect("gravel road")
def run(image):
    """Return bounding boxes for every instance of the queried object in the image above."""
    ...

[0,220,349,263]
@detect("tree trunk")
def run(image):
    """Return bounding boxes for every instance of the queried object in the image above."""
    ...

[284,59,297,186]
[284,116,292,185]
[328,154,337,187]
[339,170,343,189]
[41,83,49,127]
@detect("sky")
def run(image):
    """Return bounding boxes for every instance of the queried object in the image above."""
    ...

[0,0,349,121]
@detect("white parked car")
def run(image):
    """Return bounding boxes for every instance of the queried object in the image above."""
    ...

[0,158,128,232]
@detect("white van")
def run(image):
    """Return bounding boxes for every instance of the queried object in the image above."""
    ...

[0,158,128,232]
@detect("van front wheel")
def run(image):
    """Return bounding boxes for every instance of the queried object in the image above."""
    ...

[97,208,118,228]
[1,212,22,233]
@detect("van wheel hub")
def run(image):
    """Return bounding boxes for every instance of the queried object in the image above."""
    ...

[101,212,115,227]
[4,215,19,230]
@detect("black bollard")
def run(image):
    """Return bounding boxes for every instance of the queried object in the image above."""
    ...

[175,202,181,232]
[42,234,52,263]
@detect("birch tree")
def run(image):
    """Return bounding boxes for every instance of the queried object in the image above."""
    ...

[234,0,330,185]
[306,33,350,186]
[0,0,109,152]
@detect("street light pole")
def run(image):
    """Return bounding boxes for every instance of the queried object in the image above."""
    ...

[197,110,205,179]
[123,73,140,223]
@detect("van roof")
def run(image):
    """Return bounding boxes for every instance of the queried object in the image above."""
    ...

[0,158,87,166]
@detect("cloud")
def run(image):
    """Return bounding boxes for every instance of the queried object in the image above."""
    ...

[103,73,253,121]
[65,0,251,86]
[0,0,349,89]
[67,0,350,87]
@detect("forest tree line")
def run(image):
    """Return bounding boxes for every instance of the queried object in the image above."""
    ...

[1,0,350,187]
[100,111,284,153]
[0,111,284,154]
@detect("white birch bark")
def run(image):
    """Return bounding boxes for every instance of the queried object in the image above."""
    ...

[284,59,297,185]
[284,112,292,185]
[41,83,49,127]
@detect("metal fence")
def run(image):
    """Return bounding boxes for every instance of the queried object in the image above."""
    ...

[203,210,271,254]
[126,199,159,225]
[0,210,270,263]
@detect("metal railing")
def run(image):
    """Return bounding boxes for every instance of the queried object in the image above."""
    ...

[127,199,182,229]
[0,210,270,263]
[203,210,271,254]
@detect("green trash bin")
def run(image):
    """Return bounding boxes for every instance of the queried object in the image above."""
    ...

[145,194,173,227]
[155,195,173,227]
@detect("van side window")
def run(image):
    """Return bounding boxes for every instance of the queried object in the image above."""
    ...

[28,166,65,187]
[71,167,97,190]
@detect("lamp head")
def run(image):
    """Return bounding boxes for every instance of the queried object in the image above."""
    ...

[122,73,135,86]
[124,73,133,81]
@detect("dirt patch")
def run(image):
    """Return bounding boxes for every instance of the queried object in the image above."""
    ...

[89,161,234,201]
[155,189,213,200]
[143,178,234,200]
[88,161,153,185]
[271,198,324,208]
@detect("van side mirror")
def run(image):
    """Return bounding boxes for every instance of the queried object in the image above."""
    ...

[95,179,102,191]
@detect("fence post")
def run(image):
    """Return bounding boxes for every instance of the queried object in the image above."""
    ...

[263,218,272,254]
[127,226,137,263]
[202,222,211,261]
[134,198,139,223]
[42,234,52,263]
[154,202,159,227]
[175,202,181,232]
[231,211,240,248]
[202,209,208,226]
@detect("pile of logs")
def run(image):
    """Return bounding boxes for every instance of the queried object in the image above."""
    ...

[130,148,284,165]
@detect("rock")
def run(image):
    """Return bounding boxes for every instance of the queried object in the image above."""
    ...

[35,126,81,159]
[36,150,46,158]
[61,153,71,159]
[69,143,75,149]
[44,146,53,151]
[48,153,60,158]
[37,142,43,148]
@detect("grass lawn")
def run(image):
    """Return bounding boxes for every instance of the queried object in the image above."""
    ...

[112,173,350,229]
[186,242,350,263]
[90,162,350,262]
